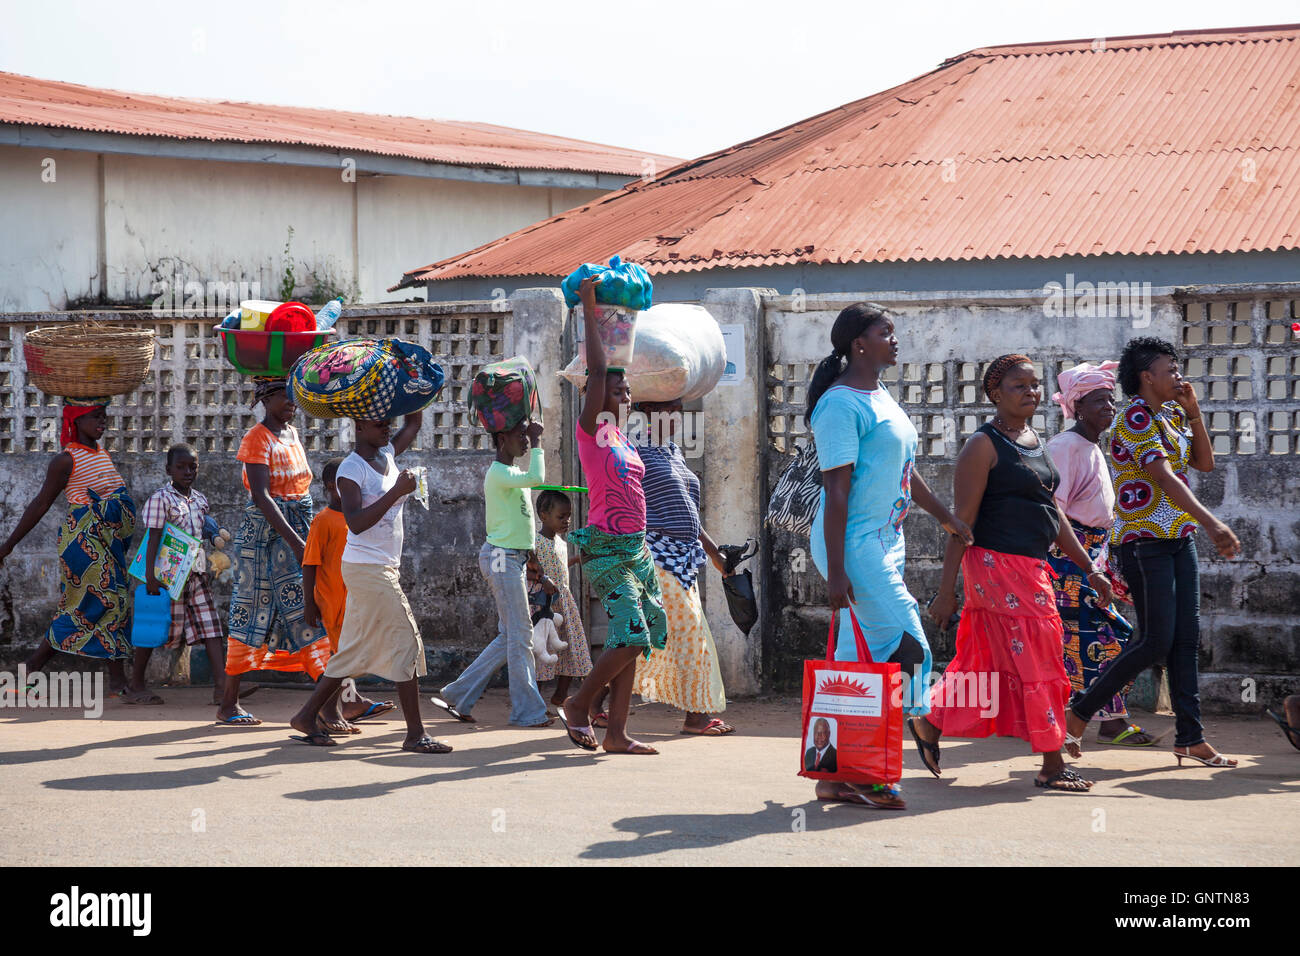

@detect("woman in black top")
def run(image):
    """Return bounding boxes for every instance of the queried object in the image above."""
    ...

[909,355,1114,792]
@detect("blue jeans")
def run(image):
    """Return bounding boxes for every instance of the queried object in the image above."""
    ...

[441,543,548,726]
[1071,536,1204,747]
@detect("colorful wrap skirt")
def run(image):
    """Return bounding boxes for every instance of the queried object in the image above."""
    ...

[1047,520,1134,720]
[634,564,727,713]
[567,525,666,659]
[45,487,136,660]
[928,547,1072,753]
[225,495,331,678]
[533,534,592,681]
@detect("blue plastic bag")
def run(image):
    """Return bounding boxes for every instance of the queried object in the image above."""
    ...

[561,255,653,311]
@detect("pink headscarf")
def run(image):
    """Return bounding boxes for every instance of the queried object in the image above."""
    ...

[1053,361,1118,420]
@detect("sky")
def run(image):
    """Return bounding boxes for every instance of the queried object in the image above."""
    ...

[1,0,1297,161]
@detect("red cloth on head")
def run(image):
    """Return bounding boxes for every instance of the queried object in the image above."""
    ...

[60,404,103,447]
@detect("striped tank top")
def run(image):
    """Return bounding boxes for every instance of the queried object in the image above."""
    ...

[64,444,124,505]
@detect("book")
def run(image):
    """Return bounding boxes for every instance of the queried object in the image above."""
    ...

[128,522,201,601]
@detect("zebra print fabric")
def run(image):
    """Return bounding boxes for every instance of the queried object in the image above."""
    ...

[766,439,822,536]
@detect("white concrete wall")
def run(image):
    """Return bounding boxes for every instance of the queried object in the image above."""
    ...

[0,144,605,310]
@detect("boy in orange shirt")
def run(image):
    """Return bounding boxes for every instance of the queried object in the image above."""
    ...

[303,458,395,733]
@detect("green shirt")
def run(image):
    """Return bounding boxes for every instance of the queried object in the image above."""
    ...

[484,447,545,549]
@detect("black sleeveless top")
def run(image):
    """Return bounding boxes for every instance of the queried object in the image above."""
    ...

[971,422,1061,559]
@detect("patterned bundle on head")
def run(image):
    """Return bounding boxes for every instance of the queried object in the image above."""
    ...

[252,377,287,408]
[983,353,1033,401]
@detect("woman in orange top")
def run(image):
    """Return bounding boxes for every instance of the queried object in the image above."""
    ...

[217,378,332,725]
[0,398,154,699]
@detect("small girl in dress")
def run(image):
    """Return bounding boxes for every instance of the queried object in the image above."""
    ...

[533,491,592,712]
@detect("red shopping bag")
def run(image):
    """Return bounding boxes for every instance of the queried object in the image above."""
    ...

[797,610,904,785]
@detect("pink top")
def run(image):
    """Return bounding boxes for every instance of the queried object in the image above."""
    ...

[577,418,646,534]
[1047,430,1115,530]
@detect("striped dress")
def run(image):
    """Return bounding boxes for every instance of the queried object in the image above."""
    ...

[64,444,124,505]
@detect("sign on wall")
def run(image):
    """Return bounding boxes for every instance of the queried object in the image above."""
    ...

[719,323,745,385]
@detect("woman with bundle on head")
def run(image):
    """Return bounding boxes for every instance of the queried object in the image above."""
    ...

[558,276,667,755]
[1046,361,1156,747]
[630,397,735,737]
[0,398,153,700]
[1063,338,1241,769]
[218,377,333,726]
[807,302,973,809]
[911,354,1115,792]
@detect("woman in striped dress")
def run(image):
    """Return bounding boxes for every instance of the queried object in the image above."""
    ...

[0,398,154,700]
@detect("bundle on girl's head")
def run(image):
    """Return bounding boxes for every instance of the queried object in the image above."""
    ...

[251,377,287,408]
[805,302,890,416]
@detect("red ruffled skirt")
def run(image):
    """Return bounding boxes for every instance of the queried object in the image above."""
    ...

[929,547,1070,753]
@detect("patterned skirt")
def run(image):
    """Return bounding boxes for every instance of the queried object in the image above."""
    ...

[533,535,592,681]
[633,565,726,713]
[45,487,136,660]
[1047,520,1134,720]
[928,547,1072,753]
[566,525,666,659]
[225,495,331,678]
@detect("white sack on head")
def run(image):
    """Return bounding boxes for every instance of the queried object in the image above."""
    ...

[559,303,726,402]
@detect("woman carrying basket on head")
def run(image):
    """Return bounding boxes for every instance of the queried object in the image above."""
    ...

[0,399,160,701]
[218,377,333,725]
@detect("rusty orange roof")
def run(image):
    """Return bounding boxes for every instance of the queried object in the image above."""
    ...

[395,23,1300,288]
[0,70,678,176]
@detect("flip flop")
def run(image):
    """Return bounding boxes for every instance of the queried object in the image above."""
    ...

[680,718,735,736]
[906,717,941,777]
[556,706,597,751]
[818,782,906,810]
[591,710,609,729]
[1034,767,1093,791]
[1097,723,1166,747]
[402,735,453,754]
[602,740,659,755]
[215,713,262,726]
[318,718,361,736]
[349,700,395,722]
[290,732,337,747]
[122,691,165,705]
[1265,709,1300,752]
[430,696,476,723]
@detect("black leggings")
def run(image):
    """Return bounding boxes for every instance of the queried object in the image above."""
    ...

[889,631,928,700]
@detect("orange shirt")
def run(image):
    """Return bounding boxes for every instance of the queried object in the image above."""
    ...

[63,444,124,505]
[302,506,348,649]
[238,423,313,498]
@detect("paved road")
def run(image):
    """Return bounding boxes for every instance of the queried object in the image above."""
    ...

[2,688,1296,866]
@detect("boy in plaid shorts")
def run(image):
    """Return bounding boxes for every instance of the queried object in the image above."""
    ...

[142,443,240,705]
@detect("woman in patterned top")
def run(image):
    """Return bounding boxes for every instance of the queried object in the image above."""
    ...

[0,399,148,700]
[1064,338,1241,769]
[218,378,333,726]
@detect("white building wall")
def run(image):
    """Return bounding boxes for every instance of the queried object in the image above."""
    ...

[0,144,605,311]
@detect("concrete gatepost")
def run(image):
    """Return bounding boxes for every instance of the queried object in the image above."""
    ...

[509,288,568,478]
[700,287,774,696]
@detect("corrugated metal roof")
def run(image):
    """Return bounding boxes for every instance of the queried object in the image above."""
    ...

[0,71,679,176]
[396,24,1300,287]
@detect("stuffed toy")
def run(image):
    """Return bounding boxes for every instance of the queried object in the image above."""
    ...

[531,613,568,665]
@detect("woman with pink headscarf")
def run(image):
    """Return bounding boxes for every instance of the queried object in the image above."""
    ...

[1046,362,1156,747]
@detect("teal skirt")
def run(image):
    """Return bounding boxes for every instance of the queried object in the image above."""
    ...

[568,526,667,658]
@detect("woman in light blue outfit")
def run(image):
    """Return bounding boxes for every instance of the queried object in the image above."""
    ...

[807,302,973,810]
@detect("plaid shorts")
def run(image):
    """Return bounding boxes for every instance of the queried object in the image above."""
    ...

[171,572,224,646]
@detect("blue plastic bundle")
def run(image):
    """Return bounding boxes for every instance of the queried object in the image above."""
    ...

[561,255,653,311]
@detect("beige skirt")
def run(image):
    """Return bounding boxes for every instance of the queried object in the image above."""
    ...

[324,562,427,683]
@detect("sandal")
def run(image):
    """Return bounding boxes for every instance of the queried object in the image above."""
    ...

[603,740,659,755]
[1063,730,1085,758]
[1097,723,1164,747]
[681,718,735,736]
[1265,709,1300,752]
[289,732,337,747]
[430,696,476,723]
[818,782,906,810]
[1173,747,1238,768]
[556,707,597,751]
[906,717,941,777]
[1034,767,1092,791]
[349,700,395,722]
[318,717,361,736]
[122,691,165,705]
[591,710,609,729]
[402,735,453,754]
[215,713,262,726]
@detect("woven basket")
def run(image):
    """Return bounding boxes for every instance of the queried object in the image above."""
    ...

[23,323,156,398]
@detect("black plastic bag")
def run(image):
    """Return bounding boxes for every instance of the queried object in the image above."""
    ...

[719,540,759,636]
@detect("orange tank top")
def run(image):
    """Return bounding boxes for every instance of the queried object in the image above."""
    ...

[64,444,124,506]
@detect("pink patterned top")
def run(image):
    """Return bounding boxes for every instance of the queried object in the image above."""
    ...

[577,418,646,535]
